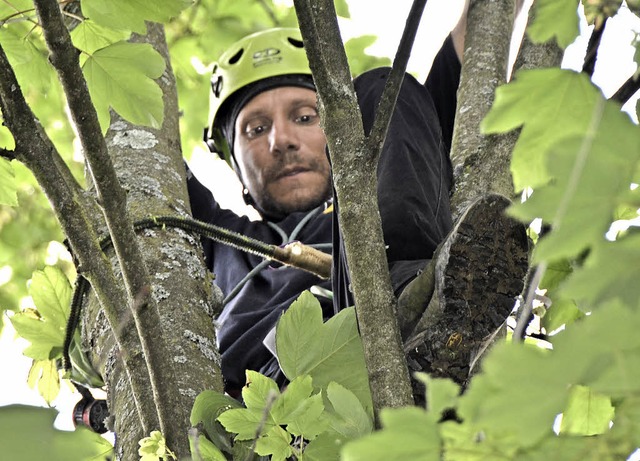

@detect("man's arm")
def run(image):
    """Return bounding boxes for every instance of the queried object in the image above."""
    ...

[451,0,469,62]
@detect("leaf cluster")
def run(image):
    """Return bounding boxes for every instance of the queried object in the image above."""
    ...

[191,292,373,461]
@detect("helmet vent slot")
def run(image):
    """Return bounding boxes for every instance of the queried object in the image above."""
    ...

[228,48,244,64]
[287,37,304,48]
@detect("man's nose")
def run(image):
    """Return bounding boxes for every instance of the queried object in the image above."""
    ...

[269,120,299,154]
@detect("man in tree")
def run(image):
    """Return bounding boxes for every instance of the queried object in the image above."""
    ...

[187,8,528,399]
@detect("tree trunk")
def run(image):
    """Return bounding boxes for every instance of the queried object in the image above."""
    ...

[83,23,223,460]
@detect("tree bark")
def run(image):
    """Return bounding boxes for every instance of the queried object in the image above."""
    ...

[294,0,415,418]
[82,23,224,459]
[450,0,518,216]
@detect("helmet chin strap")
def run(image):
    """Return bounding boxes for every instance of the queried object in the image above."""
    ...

[242,187,256,207]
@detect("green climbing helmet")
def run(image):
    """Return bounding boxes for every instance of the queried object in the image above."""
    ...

[205,27,314,164]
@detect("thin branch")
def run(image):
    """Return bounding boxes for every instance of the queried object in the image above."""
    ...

[0,42,153,432]
[611,74,640,105]
[33,0,175,434]
[582,19,606,77]
[294,0,414,417]
[368,0,427,154]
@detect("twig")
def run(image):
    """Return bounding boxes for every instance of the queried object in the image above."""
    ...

[611,74,640,105]
[368,0,428,155]
[582,18,606,77]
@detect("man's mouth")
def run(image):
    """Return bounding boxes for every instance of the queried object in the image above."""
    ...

[278,166,310,179]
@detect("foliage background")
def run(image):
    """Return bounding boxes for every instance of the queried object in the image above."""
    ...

[2,0,640,459]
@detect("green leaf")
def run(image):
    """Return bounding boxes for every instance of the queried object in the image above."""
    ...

[242,370,279,411]
[218,371,281,442]
[303,432,343,461]
[325,382,373,439]
[0,121,15,150]
[70,19,131,56]
[345,35,391,76]
[83,41,165,131]
[542,298,584,332]
[276,292,373,413]
[217,407,266,441]
[190,390,241,453]
[10,267,71,360]
[0,405,109,461]
[283,392,326,440]
[527,0,580,49]
[67,332,105,388]
[189,432,227,461]
[539,259,573,292]
[341,407,441,461]
[505,99,640,264]
[138,430,168,460]
[271,375,314,423]
[11,310,65,360]
[0,0,33,19]
[334,0,351,18]
[482,68,601,191]
[0,23,54,92]
[560,385,614,436]
[440,420,518,461]
[82,0,192,34]
[457,342,574,447]
[0,157,18,206]
[33,359,61,405]
[254,426,292,461]
[456,301,640,452]
[560,233,640,307]
[415,374,461,417]
[30,266,72,328]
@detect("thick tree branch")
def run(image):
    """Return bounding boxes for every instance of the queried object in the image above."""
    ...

[294,0,414,417]
[33,0,177,438]
[450,0,518,217]
[0,43,154,433]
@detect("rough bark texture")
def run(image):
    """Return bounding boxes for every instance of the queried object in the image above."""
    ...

[513,3,564,73]
[450,0,517,217]
[294,0,415,417]
[82,23,223,460]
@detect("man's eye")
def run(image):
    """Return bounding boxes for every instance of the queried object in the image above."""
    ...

[296,113,317,124]
[246,124,267,138]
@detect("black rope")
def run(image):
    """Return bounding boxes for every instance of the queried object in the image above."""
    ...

[131,216,276,259]
[62,275,88,372]
[61,215,305,381]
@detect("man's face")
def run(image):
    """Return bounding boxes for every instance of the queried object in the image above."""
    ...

[233,86,331,219]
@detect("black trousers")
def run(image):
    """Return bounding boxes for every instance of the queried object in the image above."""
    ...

[332,66,455,311]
